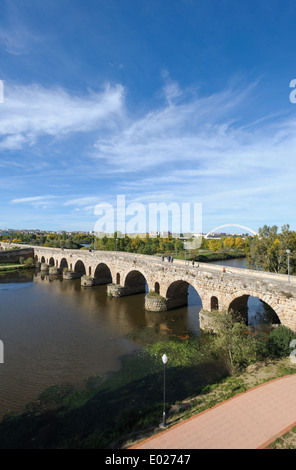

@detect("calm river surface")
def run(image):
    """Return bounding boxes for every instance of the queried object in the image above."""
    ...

[210,257,247,269]
[0,257,268,419]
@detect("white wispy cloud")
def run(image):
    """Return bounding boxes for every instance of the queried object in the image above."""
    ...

[11,195,58,209]
[2,77,296,231]
[64,197,100,207]
[0,82,125,153]
[0,25,36,55]
[92,82,259,171]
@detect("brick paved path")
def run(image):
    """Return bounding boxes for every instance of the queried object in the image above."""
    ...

[131,374,296,449]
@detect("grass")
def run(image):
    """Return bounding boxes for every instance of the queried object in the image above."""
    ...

[0,264,27,272]
[173,249,246,263]
[267,428,296,449]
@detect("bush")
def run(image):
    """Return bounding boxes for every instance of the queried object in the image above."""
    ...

[267,325,296,358]
[24,257,35,267]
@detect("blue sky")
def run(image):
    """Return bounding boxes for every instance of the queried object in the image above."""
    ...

[0,0,296,234]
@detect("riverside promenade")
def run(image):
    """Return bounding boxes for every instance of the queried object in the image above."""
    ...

[131,374,296,449]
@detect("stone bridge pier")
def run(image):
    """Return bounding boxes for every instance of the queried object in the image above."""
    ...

[2,243,296,332]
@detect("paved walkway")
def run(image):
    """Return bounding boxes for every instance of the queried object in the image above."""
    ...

[131,374,296,449]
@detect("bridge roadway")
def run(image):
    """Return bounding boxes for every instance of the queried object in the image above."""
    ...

[1,243,296,331]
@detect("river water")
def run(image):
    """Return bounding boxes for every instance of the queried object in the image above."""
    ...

[209,257,247,269]
[0,257,271,419]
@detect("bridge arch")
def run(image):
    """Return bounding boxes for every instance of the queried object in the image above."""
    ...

[124,269,148,294]
[94,263,112,284]
[166,280,203,310]
[206,224,257,238]
[60,258,68,270]
[49,257,55,267]
[211,296,219,311]
[226,291,281,327]
[41,256,45,264]
[74,260,86,276]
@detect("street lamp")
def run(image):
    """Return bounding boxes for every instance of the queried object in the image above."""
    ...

[287,249,291,284]
[161,354,168,427]
[184,241,187,266]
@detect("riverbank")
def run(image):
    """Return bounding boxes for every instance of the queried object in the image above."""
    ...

[172,250,246,263]
[1,329,295,450]
[194,250,246,263]
[0,263,28,273]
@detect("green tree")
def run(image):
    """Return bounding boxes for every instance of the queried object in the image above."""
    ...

[234,236,245,251]
[248,225,296,274]
[206,310,260,374]
[267,325,296,358]
[223,236,235,250]
[208,239,223,252]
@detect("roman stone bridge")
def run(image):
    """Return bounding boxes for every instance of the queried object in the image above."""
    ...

[2,243,296,331]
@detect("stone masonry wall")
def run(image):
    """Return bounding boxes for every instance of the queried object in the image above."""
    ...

[0,247,34,264]
[2,243,296,330]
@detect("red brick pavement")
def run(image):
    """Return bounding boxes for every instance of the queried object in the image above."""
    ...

[131,374,296,449]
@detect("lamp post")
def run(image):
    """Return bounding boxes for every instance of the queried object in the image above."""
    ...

[184,241,187,266]
[287,249,291,284]
[161,354,168,427]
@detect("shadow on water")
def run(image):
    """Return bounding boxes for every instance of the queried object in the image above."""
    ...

[0,268,34,285]
[0,346,228,449]
[0,270,203,421]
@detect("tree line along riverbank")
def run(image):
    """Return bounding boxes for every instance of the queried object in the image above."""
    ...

[1,223,295,275]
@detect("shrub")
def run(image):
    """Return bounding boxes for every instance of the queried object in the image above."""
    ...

[267,325,296,358]
[24,257,35,267]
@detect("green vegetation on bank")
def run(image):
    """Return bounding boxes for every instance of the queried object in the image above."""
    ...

[0,230,248,262]
[0,257,35,273]
[0,232,93,250]
[1,310,295,449]
[248,224,296,274]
